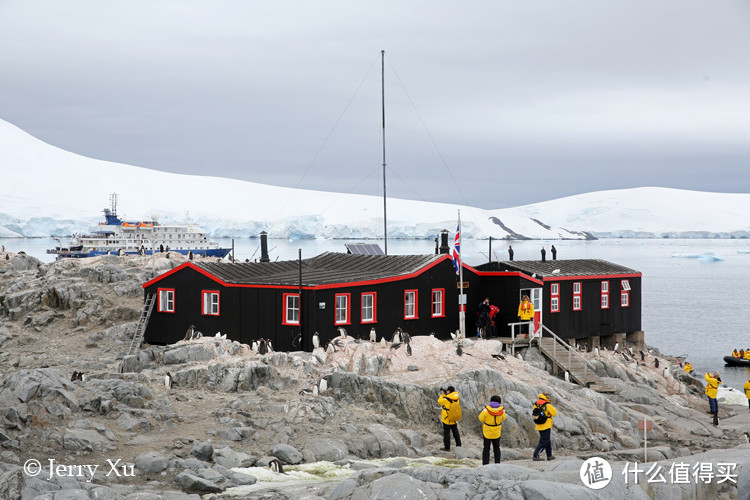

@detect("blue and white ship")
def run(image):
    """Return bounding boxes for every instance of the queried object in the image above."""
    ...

[47,195,231,259]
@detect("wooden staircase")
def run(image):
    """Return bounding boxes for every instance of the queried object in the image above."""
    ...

[128,293,155,355]
[536,331,615,394]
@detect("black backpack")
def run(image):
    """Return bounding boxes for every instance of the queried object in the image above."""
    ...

[532,403,548,425]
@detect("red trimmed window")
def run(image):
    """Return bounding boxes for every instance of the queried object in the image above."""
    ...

[601,281,609,309]
[335,293,351,325]
[404,290,418,320]
[621,280,631,307]
[283,293,300,325]
[158,288,175,313]
[550,283,560,313]
[572,282,582,311]
[431,289,445,318]
[361,292,377,324]
[201,290,220,316]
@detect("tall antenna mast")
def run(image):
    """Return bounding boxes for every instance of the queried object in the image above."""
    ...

[381,50,388,256]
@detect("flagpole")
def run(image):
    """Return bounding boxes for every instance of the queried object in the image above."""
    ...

[458,210,465,339]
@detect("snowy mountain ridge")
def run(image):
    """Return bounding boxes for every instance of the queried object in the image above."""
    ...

[1,118,749,240]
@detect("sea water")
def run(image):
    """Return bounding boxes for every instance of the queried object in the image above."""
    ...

[3,237,750,390]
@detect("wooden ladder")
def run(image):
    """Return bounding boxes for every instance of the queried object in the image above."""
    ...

[536,328,615,393]
[128,293,155,355]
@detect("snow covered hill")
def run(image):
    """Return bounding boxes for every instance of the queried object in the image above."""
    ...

[1,118,749,239]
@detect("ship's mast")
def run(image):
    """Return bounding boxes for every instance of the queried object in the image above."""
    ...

[110,193,119,217]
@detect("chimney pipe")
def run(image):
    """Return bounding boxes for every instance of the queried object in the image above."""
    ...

[439,230,450,254]
[260,232,270,263]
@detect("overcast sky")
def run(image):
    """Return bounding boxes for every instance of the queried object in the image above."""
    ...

[2,1,750,209]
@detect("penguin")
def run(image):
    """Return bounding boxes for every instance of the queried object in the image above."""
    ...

[602,346,608,351]
[406,344,412,356]
[78,372,85,382]
[613,342,619,353]
[594,347,600,357]
[312,385,319,397]
[183,325,195,341]
[491,354,505,361]
[743,432,750,444]
[429,332,435,338]
[601,437,610,452]
[299,389,313,396]
[312,332,320,349]
[193,331,202,340]
[258,339,268,355]
[628,346,635,357]
[269,459,284,474]
[654,358,660,369]
[639,350,646,362]
[564,370,570,383]
[516,353,523,360]
[380,337,387,348]
[267,341,274,352]
[402,331,411,345]
[215,332,222,338]
[337,327,347,339]
[251,341,258,352]
[663,367,669,378]
[326,342,336,354]
[165,372,173,389]
[318,378,328,393]
[450,331,457,341]
[390,342,402,350]
[456,344,463,356]
[220,333,227,340]
[369,328,377,343]
[71,371,79,382]
[392,329,401,344]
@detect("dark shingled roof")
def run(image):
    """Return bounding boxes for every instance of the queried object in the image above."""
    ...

[195,252,444,286]
[476,259,640,278]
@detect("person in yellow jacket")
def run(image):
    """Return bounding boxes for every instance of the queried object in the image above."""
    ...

[438,386,462,451]
[744,378,750,412]
[744,351,750,360]
[518,295,535,338]
[683,362,693,374]
[732,349,740,358]
[478,395,506,464]
[704,372,720,415]
[532,393,558,461]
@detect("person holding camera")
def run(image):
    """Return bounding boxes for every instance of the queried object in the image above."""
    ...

[438,386,462,451]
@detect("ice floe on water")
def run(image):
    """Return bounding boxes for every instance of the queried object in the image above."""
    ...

[671,252,724,262]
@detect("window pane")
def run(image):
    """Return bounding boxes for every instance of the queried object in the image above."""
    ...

[362,294,373,322]
[432,290,443,316]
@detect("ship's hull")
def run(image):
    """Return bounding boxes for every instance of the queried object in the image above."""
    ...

[52,247,231,260]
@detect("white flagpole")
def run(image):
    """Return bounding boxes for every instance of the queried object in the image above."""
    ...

[458,210,465,339]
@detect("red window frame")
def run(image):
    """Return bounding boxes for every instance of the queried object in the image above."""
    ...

[550,283,560,313]
[201,290,220,316]
[600,280,609,310]
[621,280,630,308]
[572,282,582,311]
[361,292,377,324]
[335,293,351,325]
[282,293,300,325]
[404,290,418,320]
[157,288,175,313]
[431,288,445,318]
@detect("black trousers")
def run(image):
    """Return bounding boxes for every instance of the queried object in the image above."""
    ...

[482,437,501,464]
[443,423,461,450]
[533,428,552,458]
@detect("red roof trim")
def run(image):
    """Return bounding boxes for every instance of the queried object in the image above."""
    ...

[143,254,454,290]
[470,269,544,285]
[542,273,641,282]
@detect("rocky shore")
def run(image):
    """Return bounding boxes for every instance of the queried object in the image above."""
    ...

[0,251,747,499]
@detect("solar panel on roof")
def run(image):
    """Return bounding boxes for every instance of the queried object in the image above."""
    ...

[345,243,384,256]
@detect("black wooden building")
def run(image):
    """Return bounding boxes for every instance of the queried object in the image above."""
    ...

[142,252,642,351]
[142,252,466,351]
[474,259,642,344]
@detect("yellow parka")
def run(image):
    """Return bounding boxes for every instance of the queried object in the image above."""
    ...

[518,300,534,321]
[683,363,693,374]
[438,391,461,425]
[478,404,507,439]
[704,373,719,399]
[744,352,750,360]
[533,397,557,431]
[744,380,750,400]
